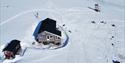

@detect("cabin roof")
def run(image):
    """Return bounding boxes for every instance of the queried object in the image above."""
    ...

[38,18,61,36]
[3,40,21,52]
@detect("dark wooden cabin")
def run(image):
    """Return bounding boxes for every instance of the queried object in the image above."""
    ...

[3,39,21,59]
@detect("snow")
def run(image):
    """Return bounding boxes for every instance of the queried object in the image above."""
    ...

[0,0,125,63]
[2,55,22,63]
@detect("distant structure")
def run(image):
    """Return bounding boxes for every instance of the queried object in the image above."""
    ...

[34,12,39,18]
[3,40,21,59]
[88,4,100,12]
[33,18,62,47]
[94,4,100,12]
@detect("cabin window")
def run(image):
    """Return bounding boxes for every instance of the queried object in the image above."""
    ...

[47,36,49,39]
[58,37,60,39]
[46,35,53,40]
[49,36,53,40]
[55,36,57,39]
[55,36,60,40]
[50,36,53,38]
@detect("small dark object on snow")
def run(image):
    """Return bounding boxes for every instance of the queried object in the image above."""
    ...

[63,24,65,26]
[91,21,96,24]
[100,21,106,24]
[94,9,100,12]
[69,30,72,33]
[111,43,114,46]
[34,12,39,18]
[110,36,114,40]
[94,4,100,12]
[112,24,116,27]
[100,21,104,23]
[112,36,114,38]
[32,42,35,45]
[112,60,120,63]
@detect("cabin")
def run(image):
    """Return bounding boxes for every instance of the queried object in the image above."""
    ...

[33,18,61,47]
[3,39,21,59]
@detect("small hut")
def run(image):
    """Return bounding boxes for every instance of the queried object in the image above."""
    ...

[3,39,21,59]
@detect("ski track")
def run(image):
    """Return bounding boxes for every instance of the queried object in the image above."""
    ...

[0,0,125,63]
[0,9,61,26]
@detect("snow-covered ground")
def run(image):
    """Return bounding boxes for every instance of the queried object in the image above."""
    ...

[0,0,125,63]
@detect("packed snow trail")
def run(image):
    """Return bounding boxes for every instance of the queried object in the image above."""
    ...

[0,9,62,26]
[0,0,125,63]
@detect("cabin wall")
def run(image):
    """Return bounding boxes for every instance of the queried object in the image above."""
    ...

[4,51,14,59]
[37,31,61,45]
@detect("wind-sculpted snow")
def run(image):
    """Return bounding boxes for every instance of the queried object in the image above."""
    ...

[0,0,125,63]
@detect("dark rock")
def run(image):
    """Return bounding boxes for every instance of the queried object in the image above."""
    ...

[95,4,99,6]
[69,30,72,33]
[100,21,104,23]
[63,24,65,26]
[112,60,120,63]
[100,21,106,24]
[94,9,100,12]
[112,24,116,27]
[32,42,35,45]
[91,21,96,24]
[111,43,114,46]
[112,36,114,38]
[110,36,114,40]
